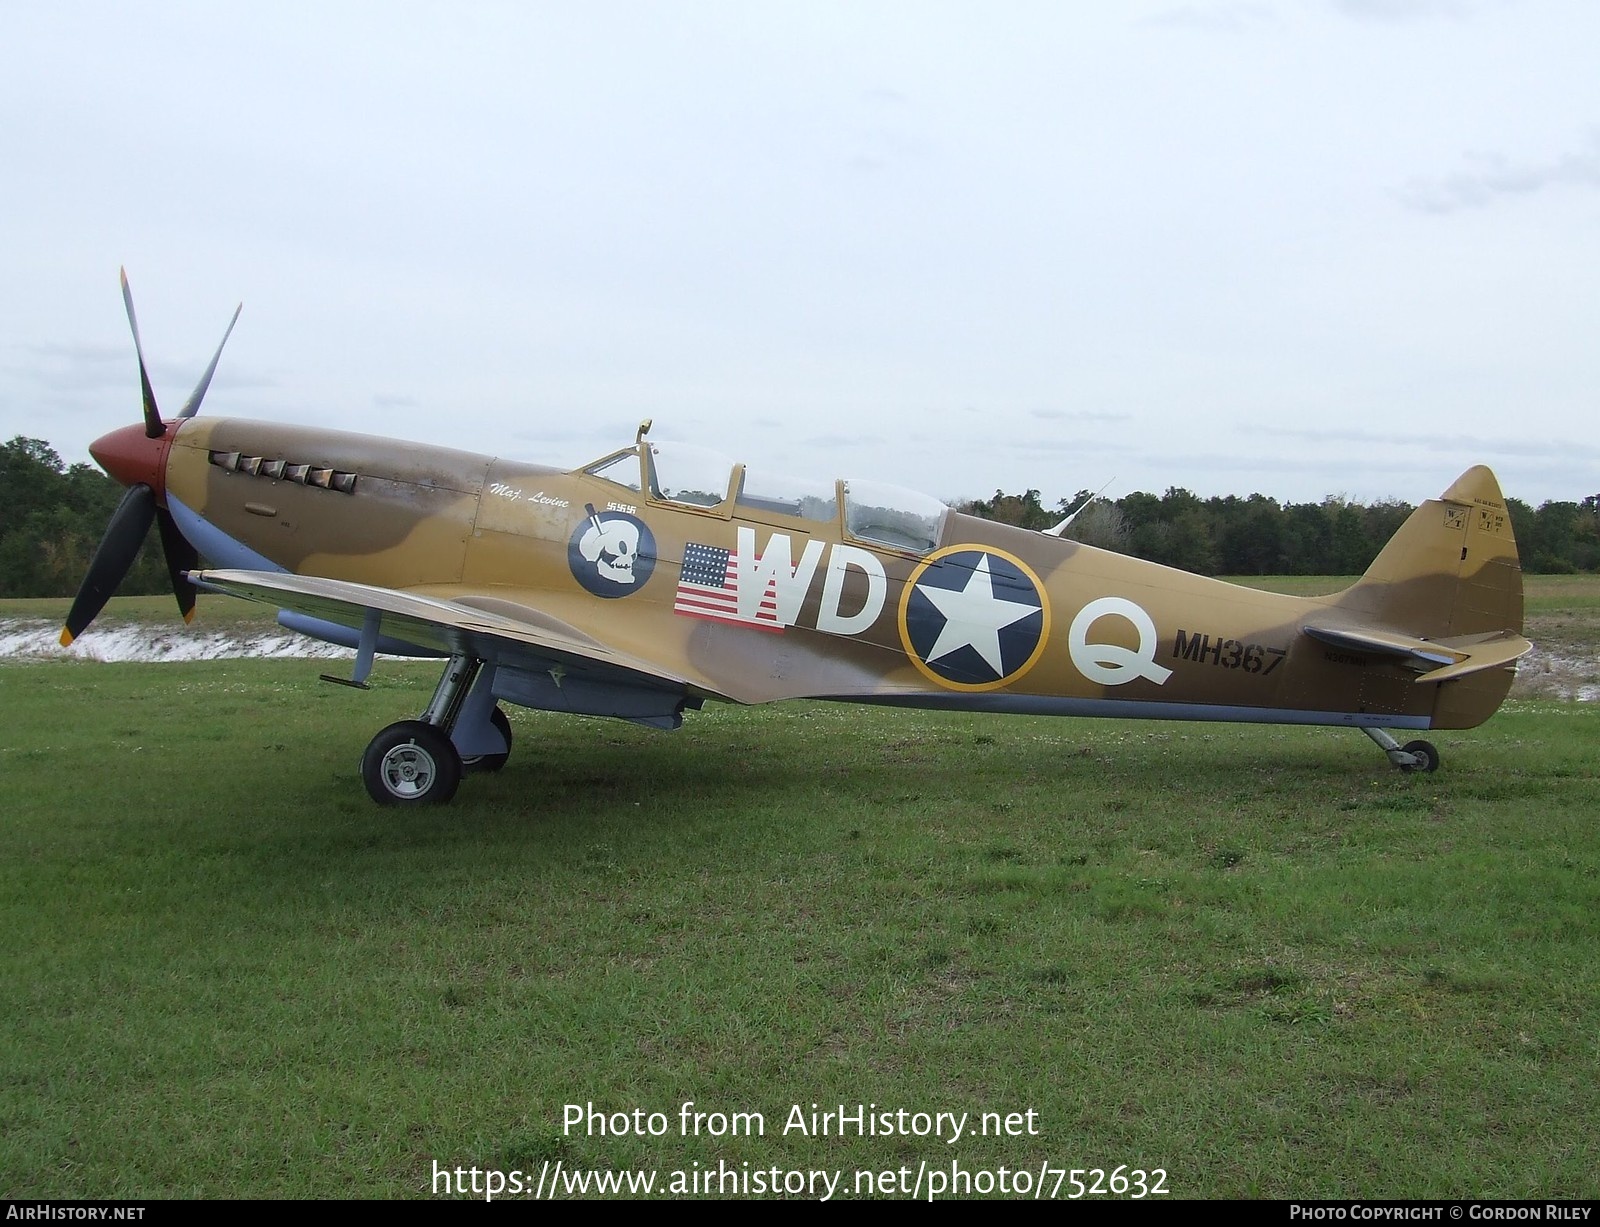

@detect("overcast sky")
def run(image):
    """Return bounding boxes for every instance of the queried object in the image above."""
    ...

[3,0,1596,509]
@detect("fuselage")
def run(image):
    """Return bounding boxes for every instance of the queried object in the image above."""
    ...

[139,416,1514,732]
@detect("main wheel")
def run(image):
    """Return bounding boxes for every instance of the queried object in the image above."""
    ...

[461,706,513,775]
[1399,739,1440,774]
[361,720,462,806]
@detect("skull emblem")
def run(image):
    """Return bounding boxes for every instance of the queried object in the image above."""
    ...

[579,517,640,585]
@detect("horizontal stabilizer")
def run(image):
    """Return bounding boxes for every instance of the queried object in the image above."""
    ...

[1417,632,1534,684]
[1302,622,1531,683]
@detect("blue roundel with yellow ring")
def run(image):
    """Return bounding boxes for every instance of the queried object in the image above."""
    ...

[897,546,1050,691]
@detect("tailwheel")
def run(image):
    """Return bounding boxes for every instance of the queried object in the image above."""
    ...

[461,706,513,775]
[1398,739,1440,774]
[362,720,462,806]
[1362,727,1442,773]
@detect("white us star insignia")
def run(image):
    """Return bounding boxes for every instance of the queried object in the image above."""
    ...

[898,546,1051,691]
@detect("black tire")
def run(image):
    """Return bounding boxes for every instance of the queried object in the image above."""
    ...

[1399,739,1440,774]
[461,706,513,775]
[361,720,462,806]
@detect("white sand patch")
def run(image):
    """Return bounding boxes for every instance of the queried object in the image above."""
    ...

[0,619,353,663]
[1512,645,1600,703]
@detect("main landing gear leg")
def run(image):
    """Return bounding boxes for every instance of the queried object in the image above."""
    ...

[360,653,482,806]
[1363,727,1440,774]
[454,663,513,774]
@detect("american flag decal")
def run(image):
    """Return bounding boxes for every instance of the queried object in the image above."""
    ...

[674,542,782,630]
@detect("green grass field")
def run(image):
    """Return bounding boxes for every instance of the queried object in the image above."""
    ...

[1,584,1597,1199]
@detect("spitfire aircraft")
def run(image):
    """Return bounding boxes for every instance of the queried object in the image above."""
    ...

[63,274,1533,806]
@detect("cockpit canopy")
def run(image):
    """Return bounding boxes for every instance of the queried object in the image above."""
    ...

[583,437,947,555]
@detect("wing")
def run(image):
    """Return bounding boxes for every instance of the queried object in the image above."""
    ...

[188,568,739,722]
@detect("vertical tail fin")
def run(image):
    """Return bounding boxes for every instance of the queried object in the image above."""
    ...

[1329,466,1527,729]
[1336,465,1523,639]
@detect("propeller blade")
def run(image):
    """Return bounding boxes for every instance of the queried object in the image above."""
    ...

[120,268,164,439]
[176,301,243,420]
[60,483,156,646]
[155,507,200,623]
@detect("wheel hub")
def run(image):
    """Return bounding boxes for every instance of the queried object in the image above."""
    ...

[381,743,435,797]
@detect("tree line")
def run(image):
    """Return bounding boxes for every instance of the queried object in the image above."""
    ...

[0,437,170,599]
[2,435,1596,599]
[959,484,1600,576]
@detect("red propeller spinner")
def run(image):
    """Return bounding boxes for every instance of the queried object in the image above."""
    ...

[89,420,175,500]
